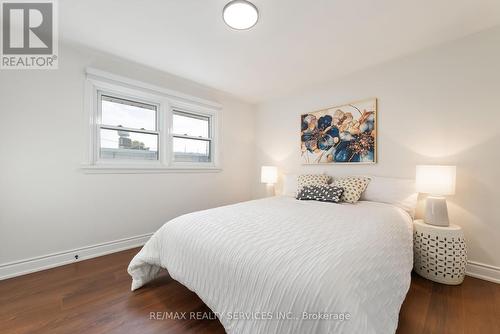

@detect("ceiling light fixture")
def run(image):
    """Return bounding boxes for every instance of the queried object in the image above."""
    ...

[223,0,259,30]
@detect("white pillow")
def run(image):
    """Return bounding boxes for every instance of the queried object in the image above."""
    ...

[360,176,417,216]
[282,174,298,197]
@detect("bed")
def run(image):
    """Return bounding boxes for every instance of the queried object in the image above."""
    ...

[128,196,413,333]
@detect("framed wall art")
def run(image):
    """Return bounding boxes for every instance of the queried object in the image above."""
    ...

[301,98,377,164]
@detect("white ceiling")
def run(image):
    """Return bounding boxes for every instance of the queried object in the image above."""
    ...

[60,0,500,103]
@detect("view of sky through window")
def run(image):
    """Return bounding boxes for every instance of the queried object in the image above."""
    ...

[101,96,157,131]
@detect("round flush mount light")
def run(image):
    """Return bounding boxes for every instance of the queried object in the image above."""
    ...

[223,0,259,30]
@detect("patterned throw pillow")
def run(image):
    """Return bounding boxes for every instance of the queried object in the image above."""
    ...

[331,177,371,203]
[296,185,344,203]
[297,174,330,193]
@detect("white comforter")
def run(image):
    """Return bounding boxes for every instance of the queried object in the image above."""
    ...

[128,197,413,334]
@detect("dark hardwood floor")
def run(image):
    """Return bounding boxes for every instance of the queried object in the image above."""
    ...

[0,248,498,334]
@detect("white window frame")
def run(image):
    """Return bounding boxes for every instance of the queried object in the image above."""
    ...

[168,103,218,169]
[83,68,222,173]
[97,91,162,165]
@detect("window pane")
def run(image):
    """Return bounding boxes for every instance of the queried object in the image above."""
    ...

[101,95,156,131]
[100,129,158,160]
[173,137,211,162]
[172,112,209,138]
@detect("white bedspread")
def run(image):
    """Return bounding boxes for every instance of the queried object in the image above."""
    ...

[128,197,413,334]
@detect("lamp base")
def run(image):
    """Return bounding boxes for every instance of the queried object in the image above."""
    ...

[265,184,275,197]
[425,196,449,227]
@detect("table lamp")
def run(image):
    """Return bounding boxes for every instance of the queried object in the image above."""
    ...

[416,165,456,226]
[261,166,278,196]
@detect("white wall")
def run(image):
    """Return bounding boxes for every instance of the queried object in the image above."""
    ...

[1,27,499,281]
[0,43,256,266]
[254,27,500,271]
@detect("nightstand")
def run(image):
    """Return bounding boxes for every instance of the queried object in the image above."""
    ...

[413,219,467,285]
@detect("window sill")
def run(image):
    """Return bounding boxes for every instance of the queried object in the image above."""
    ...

[81,164,222,174]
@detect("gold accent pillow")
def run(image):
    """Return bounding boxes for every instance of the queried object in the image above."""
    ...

[331,177,371,203]
[297,174,330,193]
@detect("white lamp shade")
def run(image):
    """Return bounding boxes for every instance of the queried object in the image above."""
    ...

[261,166,278,184]
[416,165,456,196]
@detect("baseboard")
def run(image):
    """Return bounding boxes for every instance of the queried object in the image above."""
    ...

[0,233,153,281]
[466,261,500,284]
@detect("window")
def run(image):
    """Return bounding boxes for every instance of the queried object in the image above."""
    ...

[172,111,211,163]
[99,94,159,161]
[84,69,221,172]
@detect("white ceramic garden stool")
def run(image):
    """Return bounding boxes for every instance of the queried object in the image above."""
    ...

[413,219,467,285]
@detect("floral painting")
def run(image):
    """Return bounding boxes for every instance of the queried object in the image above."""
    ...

[301,98,377,164]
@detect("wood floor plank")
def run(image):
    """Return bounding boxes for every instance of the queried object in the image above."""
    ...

[421,282,464,334]
[397,273,433,334]
[0,248,498,334]
[461,277,500,334]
